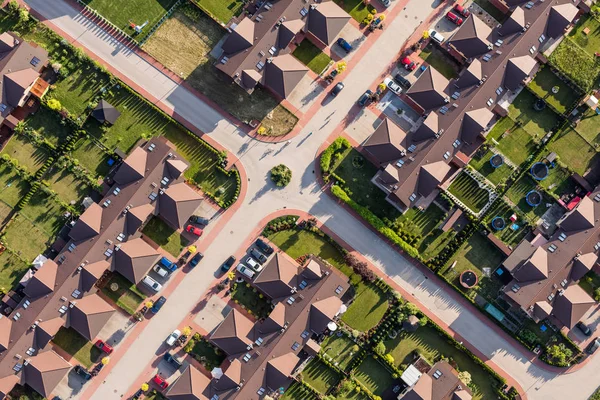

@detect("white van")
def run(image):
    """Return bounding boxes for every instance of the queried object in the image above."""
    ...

[237,263,255,279]
[142,275,162,292]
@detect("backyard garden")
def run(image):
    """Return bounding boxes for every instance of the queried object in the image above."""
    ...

[231,281,272,318]
[468,149,514,186]
[549,36,600,92]
[292,39,332,74]
[52,327,102,368]
[505,175,552,224]
[548,126,598,176]
[192,0,244,24]
[447,172,492,213]
[142,217,188,258]
[333,0,375,22]
[82,0,178,33]
[101,272,146,315]
[419,42,460,80]
[184,333,226,370]
[528,67,581,115]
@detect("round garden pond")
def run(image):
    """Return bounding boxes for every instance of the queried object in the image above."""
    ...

[460,270,478,289]
[530,162,549,181]
[526,190,542,207]
[489,154,504,169]
[491,216,506,231]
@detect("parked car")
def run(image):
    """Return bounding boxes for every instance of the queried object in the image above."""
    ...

[74,365,92,381]
[165,329,181,346]
[446,11,463,26]
[256,238,274,255]
[454,4,470,18]
[587,338,600,354]
[428,29,445,44]
[379,0,391,7]
[163,352,182,369]
[186,225,203,236]
[336,38,352,53]
[577,321,592,336]
[394,74,412,89]
[331,82,345,97]
[190,252,204,267]
[142,275,162,292]
[250,248,267,264]
[94,340,113,354]
[357,90,373,107]
[400,56,416,71]
[190,215,210,225]
[245,256,264,273]
[220,256,237,273]
[151,296,167,314]
[153,264,169,278]
[159,257,177,273]
[152,374,169,389]
[237,264,255,279]
[383,77,402,95]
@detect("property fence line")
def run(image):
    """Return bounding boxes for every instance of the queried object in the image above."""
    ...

[75,0,139,46]
[444,169,498,219]
[488,147,518,170]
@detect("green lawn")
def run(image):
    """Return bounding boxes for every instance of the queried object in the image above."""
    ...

[184,334,226,370]
[508,90,561,140]
[71,137,112,177]
[484,199,528,248]
[282,382,319,400]
[384,325,498,400]
[192,0,244,24]
[44,166,92,205]
[342,284,388,332]
[495,126,537,166]
[101,272,146,315]
[292,40,332,74]
[0,251,29,293]
[575,108,600,146]
[472,0,507,22]
[537,163,575,200]
[301,360,342,394]
[505,175,550,224]
[320,334,359,371]
[548,127,597,176]
[231,281,271,318]
[569,14,600,57]
[354,356,395,397]
[447,172,491,213]
[442,233,505,301]
[528,67,580,115]
[52,327,101,368]
[419,42,459,80]
[51,66,110,117]
[0,200,12,225]
[141,217,188,257]
[3,216,52,262]
[419,230,455,261]
[579,271,600,297]
[19,191,65,237]
[333,0,375,22]
[0,165,30,207]
[22,107,73,147]
[0,135,49,174]
[82,0,178,32]
[468,150,513,186]
[549,37,600,92]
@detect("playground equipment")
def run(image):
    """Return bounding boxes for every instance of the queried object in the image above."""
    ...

[129,20,149,34]
[526,190,542,207]
[491,216,506,231]
[460,270,478,289]
[489,154,503,169]
[530,162,549,181]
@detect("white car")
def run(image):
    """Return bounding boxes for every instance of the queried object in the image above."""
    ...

[142,275,162,292]
[237,263,255,279]
[153,264,169,278]
[165,329,181,346]
[384,77,402,95]
[245,257,264,273]
[428,29,445,44]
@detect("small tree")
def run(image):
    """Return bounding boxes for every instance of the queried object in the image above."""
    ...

[270,164,292,187]
[458,370,472,385]
[47,99,62,111]
[182,326,193,336]
[594,287,600,302]
[374,341,386,356]
[422,30,430,39]
[336,61,347,74]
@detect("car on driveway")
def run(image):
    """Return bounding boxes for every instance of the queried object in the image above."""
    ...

[577,321,592,336]
[331,82,344,97]
[163,352,182,369]
[190,215,210,225]
[384,77,402,95]
[95,340,113,354]
[400,56,416,71]
[237,263,255,279]
[142,275,162,292]
[153,264,169,278]
[186,225,203,236]
[357,90,373,107]
[250,248,267,264]
[152,374,169,389]
[159,256,177,273]
[245,256,264,273]
[454,4,470,18]
[220,256,236,272]
[428,29,445,44]
[190,252,203,267]
[379,0,391,7]
[165,329,181,346]
[74,365,92,381]
[151,296,167,314]
[255,238,274,255]
[336,38,352,53]
[394,74,412,89]
[446,11,463,26]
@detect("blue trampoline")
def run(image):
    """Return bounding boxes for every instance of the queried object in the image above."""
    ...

[491,216,506,231]
[530,162,548,181]
[526,190,542,207]
[490,154,504,169]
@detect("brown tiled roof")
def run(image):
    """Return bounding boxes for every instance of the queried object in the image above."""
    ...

[310,296,342,333]
[514,247,548,282]
[278,19,305,49]
[406,67,449,110]
[547,4,579,38]
[0,316,11,352]
[221,17,254,54]
[68,293,115,340]
[413,112,439,143]
[241,69,262,90]
[113,146,147,185]
[307,2,351,45]
[418,161,451,196]
[263,54,308,99]
[533,301,552,321]
[167,364,210,400]
[126,203,155,235]
[265,352,300,390]
[259,302,286,334]
[364,118,408,163]
[0,374,18,399]
[379,163,400,184]
[254,252,299,299]
[571,253,597,281]
[4,68,39,106]
[503,55,537,91]
[80,260,109,293]
[455,59,482,89]
[304,338,321,355]
[499,6,525,36]
[303,258,323,279]
[552,285,595,329]
[448,15,492,58]
[34,317,64,349]
[461,108,494,144]
[24,260,58,299]
[69,202,103,242]
[430,360,472,400]
[92,99,120,125]
[558,196,595,232]
[210,309,254,356]
[158,182,202,229]
[166,159,189,180]
[114,238,160,284]
[23,350,71,398]
[403,373,433,400]
[452,390,472,400]
[213,359,242,392]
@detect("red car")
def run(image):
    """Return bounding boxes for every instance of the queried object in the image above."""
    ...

[95,340,113,354]
[152,374,169,389]
[453,4,470,18]
[401,56,416,71]
[186,225,203,236]
[446,11,463,26]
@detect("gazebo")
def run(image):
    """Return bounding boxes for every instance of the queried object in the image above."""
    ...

[92,99,121,125]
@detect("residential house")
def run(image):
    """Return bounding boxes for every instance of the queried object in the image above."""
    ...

[398,360,472,400]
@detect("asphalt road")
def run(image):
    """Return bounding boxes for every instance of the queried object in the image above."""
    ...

[24,0,600,399]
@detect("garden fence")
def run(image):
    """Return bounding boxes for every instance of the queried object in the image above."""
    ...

[139,0,184,45]
[75,0,139,46]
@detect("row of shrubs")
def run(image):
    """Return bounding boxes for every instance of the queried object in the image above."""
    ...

[426,219,477,271]
[320,137,350,174]
[262,215,299,236]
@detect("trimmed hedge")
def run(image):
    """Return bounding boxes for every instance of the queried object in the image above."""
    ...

[320,137,350,174]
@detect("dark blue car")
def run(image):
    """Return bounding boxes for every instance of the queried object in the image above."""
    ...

[190,252,204,267]
[336,38,352,53]
[151,296,166,314]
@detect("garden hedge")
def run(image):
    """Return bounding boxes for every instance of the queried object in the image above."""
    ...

[320,137,350,174]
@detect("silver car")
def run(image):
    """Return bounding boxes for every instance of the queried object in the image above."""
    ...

[237,263,255,279]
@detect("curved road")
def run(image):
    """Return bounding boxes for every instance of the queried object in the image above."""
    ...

[25,1,600,399]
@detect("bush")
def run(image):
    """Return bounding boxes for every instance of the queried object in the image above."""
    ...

[320,137,350,173]
[46,98,62,111]
[270,164,292,187]
[374,341,386,356]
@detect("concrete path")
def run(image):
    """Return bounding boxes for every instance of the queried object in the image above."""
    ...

[23,1,600,399]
